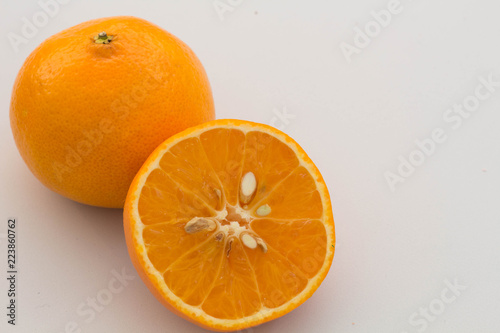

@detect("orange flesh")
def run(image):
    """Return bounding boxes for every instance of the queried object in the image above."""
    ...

[125,120,336,331]
[137,127,328,320]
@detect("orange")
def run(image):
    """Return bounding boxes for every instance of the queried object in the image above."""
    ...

[124,119,335,331]
[10,16,214,208]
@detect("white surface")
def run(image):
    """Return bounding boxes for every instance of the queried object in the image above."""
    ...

[1,0,500,332]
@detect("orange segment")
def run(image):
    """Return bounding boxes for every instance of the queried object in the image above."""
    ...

[163,238,225,307]
[201,239,261,319]
[251,219,327,278]
[250,166,323,220]
[243,246,309,309]
[200,128,245,206]
[143,221,216,273]
[124,119,335,332]
[159,137,223,210]
[240,131,300,209]
[138,168,215,225]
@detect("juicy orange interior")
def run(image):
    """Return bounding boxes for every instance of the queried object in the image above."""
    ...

[138,128,327,319]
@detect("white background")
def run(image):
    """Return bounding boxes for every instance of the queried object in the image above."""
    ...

[1,0,499,332]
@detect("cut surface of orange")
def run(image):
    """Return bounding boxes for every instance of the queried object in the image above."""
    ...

[124,119,335,331]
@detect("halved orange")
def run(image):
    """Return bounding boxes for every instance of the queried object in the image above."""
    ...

[124,119,335,331]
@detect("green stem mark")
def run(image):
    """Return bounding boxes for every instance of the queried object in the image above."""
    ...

[94,31,114,44]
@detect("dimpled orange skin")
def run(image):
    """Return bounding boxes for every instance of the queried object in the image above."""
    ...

[10,16,215,208]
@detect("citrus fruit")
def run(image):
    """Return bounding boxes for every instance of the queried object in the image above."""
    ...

[10,16,215,208]
[124,119,335,331]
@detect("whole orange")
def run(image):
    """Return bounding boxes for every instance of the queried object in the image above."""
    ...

[10,16,215,208]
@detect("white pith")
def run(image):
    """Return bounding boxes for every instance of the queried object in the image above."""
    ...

[185,203,266,251]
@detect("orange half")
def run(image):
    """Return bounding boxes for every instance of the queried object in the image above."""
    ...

[124,119,335,331]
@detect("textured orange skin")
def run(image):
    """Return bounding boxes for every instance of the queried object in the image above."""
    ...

[124,119,336,332]
[10,16,215,208]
